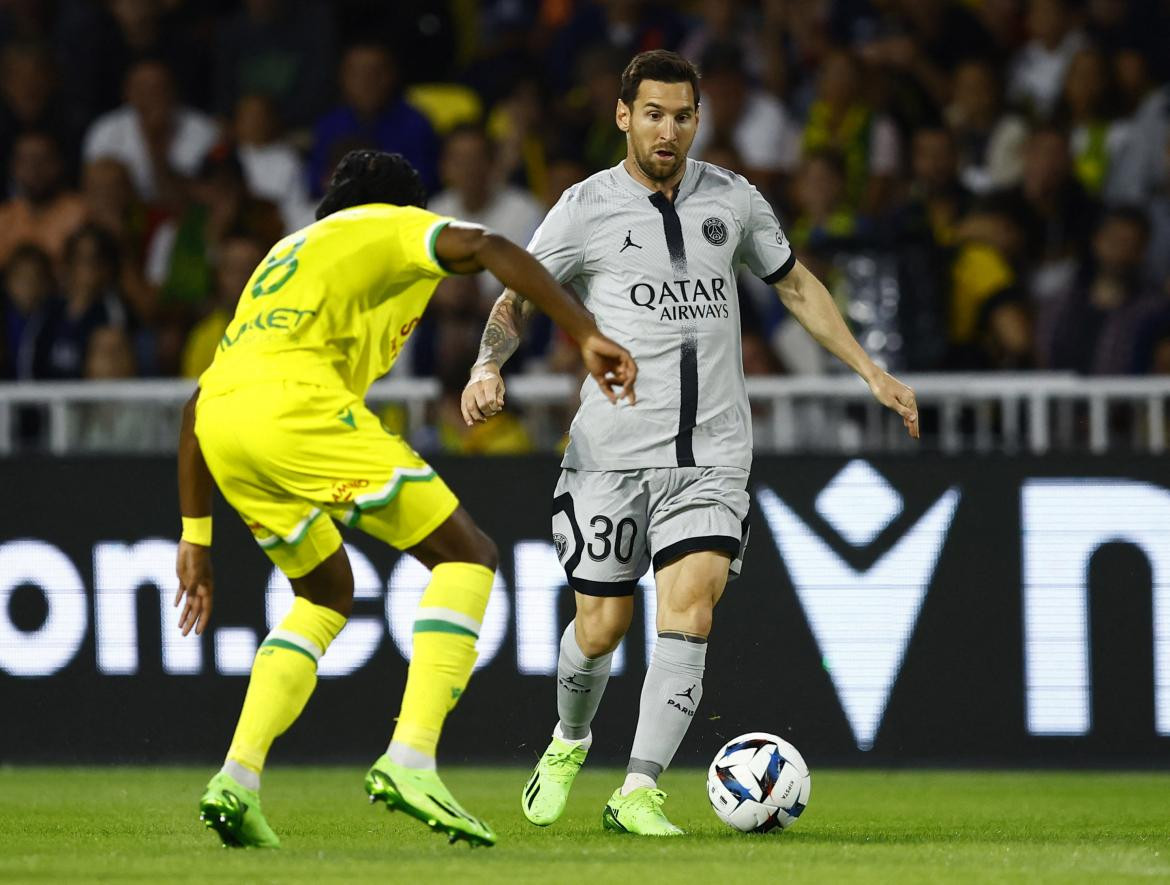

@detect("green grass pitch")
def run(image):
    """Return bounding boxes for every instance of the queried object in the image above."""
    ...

[1,766,1168,883]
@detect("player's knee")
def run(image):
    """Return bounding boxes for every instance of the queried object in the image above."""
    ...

[575,604,631,656]
[659,587,717,636]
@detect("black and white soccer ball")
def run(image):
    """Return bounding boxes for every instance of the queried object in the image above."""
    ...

[707,732,811,833]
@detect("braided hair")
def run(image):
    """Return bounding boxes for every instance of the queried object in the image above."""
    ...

[315,150,427,220]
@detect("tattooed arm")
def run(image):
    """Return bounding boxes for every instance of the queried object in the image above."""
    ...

[462,289,537,423]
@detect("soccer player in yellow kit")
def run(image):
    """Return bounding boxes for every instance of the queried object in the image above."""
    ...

[174,150,636,849]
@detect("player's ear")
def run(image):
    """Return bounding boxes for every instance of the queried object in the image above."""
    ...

[616,99,631,133]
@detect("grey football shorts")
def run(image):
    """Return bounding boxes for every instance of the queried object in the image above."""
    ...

[551,466,751,597]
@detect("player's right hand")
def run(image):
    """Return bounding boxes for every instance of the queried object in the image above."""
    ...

[581,333,637,406]
[175,540,215,636]
[462,365,506,424]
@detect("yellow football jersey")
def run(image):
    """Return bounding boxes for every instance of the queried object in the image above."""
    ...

[199,204,452,398]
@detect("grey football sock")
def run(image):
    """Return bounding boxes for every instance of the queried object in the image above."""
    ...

[628,632,707,779]
[556,621,613,740]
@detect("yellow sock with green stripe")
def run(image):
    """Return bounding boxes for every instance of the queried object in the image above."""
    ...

[223,596,346,788]
[388,562,494,769]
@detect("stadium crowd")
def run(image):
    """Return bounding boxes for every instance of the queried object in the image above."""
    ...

[3,0,1170,450]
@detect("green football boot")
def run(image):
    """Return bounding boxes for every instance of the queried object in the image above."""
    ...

[601,786,685,836]
[365,754,496,847]
[198,772,280,848]
[521,736,589,826]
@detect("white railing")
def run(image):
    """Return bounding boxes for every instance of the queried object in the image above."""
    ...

[1,373,1168,456]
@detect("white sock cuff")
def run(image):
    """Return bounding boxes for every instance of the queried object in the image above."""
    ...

[553,720,593,749]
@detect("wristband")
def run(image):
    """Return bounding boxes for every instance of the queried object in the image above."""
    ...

[181,516,213,546]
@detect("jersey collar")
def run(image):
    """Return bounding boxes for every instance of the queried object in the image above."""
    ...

[613,158,699,205]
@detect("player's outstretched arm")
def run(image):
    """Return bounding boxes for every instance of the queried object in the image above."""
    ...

[175,388,215,635]
[434,223,637,424]
[774,260,919,439]
[462,289,536,422]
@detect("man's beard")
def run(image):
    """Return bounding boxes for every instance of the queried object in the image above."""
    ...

[633,142,686,183]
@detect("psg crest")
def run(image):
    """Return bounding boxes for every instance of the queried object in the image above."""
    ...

[702,217,728,246]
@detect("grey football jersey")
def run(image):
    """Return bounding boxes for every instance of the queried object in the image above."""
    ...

[527,160,793,471]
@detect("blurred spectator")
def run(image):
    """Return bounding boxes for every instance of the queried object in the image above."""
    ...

[891,126,973,250]
[556,45,628,174]
[0,42,70,189]
[214,0,337,129]
[972,288,1036,370]
[487,75,549,196]
[180,233,267,379]
[886,126,971,370]
[852,0,995,118]
[234,94,315,233]
[787,150,866,258]
[1008,0,1087,119]
[689,43,800,195]
[144,147,281,331]
[949,195,1028,359]
[773,150,862,375]
[800,49,901,213]
[1,245,56,379]
[82,59,219,207]
[1039,207,1156,373]
[545,0,688,94]
[1112,45,1155,117]
[310,43,439,195]
[0,131,87,266]
[55,0,207,132]
[1106,80,1170,206]
[78,324,174,451]
[542,154,589,209]
[678,0,769,84]
[1056,45,1132,196]
[995,125,1098,303]
[429,125,544,302]
[946,57,1029,195]
[32,225,129,379]
[84,325,137,379]
[81,158,153,321]
[1145,134,1170,289]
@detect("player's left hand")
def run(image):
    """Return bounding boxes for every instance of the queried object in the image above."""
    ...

[868,371,919,439]
[175,540,215,636]
[581,332,637,406]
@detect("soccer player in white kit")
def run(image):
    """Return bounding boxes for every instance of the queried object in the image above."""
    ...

[463,50,919,835]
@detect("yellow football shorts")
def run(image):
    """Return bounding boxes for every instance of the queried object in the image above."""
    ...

[195,381,459,578]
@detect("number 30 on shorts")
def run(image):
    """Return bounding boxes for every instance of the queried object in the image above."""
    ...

[586,515,638,563]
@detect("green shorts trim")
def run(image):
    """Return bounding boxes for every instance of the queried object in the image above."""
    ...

[343,467,437,527]
[257,508,325,548]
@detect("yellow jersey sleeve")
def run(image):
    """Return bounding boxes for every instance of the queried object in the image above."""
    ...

[199,204,455,398]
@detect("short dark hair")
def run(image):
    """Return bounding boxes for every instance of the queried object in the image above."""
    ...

[1099,205,1150,240]
[64,223,121,274]
[443,123,494,157]
[619,50,700,109]
[315,150,427,219]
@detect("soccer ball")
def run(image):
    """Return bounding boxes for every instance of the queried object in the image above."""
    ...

[707,732,811,833]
